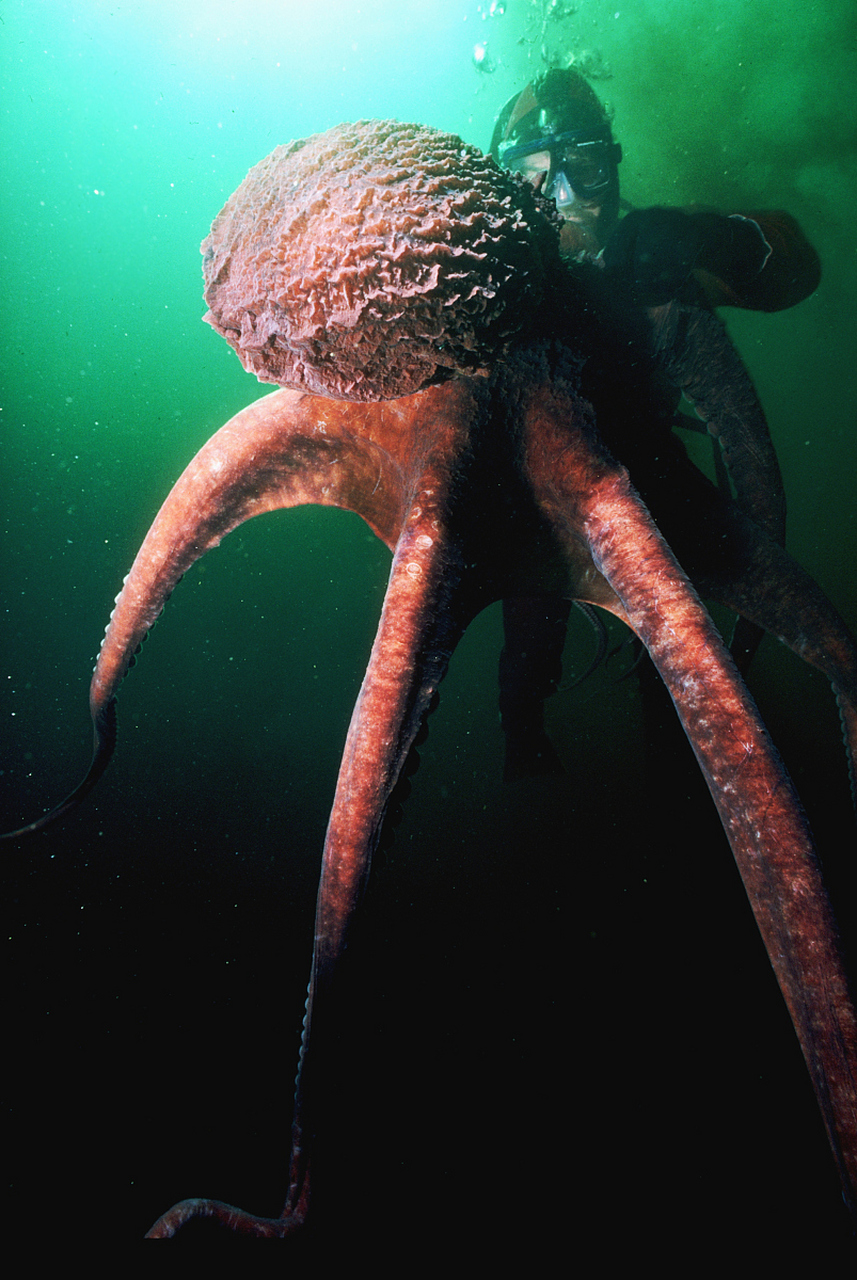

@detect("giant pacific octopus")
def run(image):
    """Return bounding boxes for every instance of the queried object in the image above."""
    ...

[3,119,857,1237]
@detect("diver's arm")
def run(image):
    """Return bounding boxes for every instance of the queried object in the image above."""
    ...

[602,206,820,311]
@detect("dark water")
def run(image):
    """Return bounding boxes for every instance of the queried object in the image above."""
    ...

[2,0,855,1256]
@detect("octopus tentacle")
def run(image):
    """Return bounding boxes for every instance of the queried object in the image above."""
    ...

[647,300,786,545]
[648,300,785,676]
[147,392,481,1237]
[522,387,857,1215]
[698,512,857,807]
[1,388,410,842]
[288,517,472,1224]
[0,700,117,841]
[90,387,412,713]
[590,506,857,1219]
[145,1198,293,1238]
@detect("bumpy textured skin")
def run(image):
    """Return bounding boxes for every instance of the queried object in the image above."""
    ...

[201,119,564,401]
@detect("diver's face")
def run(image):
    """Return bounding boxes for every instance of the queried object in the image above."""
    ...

[511,147,606,251]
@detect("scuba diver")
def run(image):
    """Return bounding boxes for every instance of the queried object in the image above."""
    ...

[489,67,821,779]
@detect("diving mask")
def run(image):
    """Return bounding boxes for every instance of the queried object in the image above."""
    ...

[500,128,622,208]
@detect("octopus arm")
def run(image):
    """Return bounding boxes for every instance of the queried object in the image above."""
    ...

[524,398,857,1217]
[1,388,412,841]
[696,510,857,809]
[148,392,478,1237]
[647,300,786,547]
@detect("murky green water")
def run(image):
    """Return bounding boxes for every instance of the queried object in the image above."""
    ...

[3,0,855,1252]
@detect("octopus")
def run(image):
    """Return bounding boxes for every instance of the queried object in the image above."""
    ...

[3,119,856,1241]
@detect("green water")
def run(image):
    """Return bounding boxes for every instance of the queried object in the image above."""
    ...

[2,0,855,1252]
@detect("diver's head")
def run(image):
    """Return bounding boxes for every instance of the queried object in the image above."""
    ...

[490,68,622,247]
